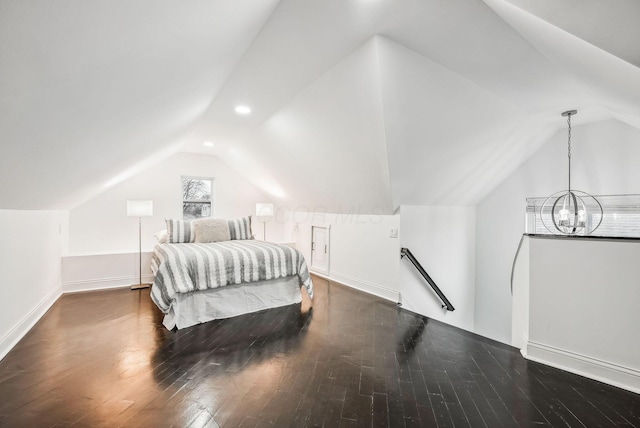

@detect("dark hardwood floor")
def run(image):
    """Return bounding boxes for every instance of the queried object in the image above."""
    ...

[0,276,638,427]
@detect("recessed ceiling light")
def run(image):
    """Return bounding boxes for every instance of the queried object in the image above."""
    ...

[235,105,252,115]
[203,141,214,147]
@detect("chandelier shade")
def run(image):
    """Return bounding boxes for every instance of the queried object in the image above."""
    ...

[540,110,603,236]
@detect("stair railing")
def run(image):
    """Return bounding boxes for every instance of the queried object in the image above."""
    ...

[400,247,455,311]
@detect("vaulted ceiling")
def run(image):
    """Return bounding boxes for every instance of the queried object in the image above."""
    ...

[2,0,639,212]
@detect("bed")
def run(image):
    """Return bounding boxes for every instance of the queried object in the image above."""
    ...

[149,217,313,330]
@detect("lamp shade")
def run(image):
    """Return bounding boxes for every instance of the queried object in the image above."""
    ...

[127,200,153,217]
[255,203,274,217]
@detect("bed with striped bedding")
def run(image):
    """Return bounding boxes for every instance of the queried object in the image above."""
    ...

[150,240,314,317]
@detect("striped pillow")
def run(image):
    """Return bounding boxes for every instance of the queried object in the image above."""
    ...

[228,216,253,240]
[165,219,195,243]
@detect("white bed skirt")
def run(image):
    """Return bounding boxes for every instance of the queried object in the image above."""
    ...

[163,276,303,330]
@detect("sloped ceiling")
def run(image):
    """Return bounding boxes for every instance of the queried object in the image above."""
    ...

[2,0,640,211]
[0,0,280,209]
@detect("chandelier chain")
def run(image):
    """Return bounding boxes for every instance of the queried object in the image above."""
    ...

[567,113,572,192]
[567,114,572,161]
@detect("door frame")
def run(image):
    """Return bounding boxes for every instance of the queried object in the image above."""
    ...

[310,223,331,276]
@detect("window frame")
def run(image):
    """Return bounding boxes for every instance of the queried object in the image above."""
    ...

[181,175,215,220]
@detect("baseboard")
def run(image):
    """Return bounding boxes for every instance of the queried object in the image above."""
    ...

[526,340,640,394]
[62,274,155,293]
[1,274,154,362]
[309,270,331,281]
[0,286,62,362]
[327,271,399,303]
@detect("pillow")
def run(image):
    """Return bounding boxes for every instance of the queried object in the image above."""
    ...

[192,217,231,243]
[228,216,253,240]
[154,230,168,244]
[165,219,195,243]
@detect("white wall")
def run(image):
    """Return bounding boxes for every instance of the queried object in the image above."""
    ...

[476,119,640,344]
[61,252,154,293]
[511,236,529,349]
[251,37,392,214]
[282,205,476,334]
[399,206,476,333]
[69,152,276,255]
[526,237,640,394]
[0,209,68,360]
[475,177,528,344]
[285,210,400,302]
[377,35,527,208]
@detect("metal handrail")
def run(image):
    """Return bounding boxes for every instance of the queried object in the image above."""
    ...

[510,234,526,295]
[400,247,455,311]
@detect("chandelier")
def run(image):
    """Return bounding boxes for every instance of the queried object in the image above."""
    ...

[540,110,603,235]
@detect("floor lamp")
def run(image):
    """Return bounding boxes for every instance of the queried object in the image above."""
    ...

[127,200,153,290]
[255,203,274,241]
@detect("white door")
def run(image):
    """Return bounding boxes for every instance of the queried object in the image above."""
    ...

[311,226,329,274]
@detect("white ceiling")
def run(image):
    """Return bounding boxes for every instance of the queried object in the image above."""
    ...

[2,0,639,211]
[0,0,279,209]
[503,0,640,68]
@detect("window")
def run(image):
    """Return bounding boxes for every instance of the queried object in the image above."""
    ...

[526,194,640,238]
[182,176,213,220]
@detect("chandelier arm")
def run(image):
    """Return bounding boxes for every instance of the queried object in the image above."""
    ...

[570,191,579,234]
[540,194,560,235]
[551,197,563,234]
[590,196,605,234]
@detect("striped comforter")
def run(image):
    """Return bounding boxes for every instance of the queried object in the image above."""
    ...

[150,240,313,313]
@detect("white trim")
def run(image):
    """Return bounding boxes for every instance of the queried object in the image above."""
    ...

[309,270,331,281]
[525,340,640,394]
[326,271,399,303]
[62,274,155,293]
[0,286,62,362]
[311,223,332,229]
[1,273,154,362]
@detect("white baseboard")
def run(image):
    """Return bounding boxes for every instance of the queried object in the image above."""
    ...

[0,286,62,362]
[309,269,331,281]
[1,274,154,362]
[526,340,640,394]
[325,271,399,303]
[62,274,155,293]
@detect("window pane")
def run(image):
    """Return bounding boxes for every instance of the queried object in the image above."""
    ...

[526,194,640,238]
[182,178,211,201]
[183,202,212,220]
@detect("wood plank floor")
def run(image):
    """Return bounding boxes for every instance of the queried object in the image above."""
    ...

[0,275,638,427]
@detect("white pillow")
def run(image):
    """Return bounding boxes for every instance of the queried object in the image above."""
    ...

[193,218,231,243]
[154,229,168,244]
